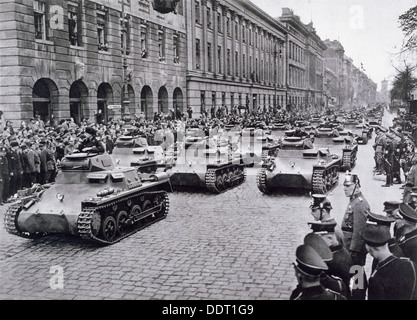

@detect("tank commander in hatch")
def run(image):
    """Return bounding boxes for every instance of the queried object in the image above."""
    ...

[76,127,105,154]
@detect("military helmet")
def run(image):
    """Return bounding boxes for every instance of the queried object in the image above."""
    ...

[343,171,360,187]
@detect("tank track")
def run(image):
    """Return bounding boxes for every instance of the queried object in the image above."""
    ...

[3,203,45,239]
[256,168,270,194]
[261,150,269,163]
[77,190,169,245]
[342,149,357,171]
[312,165,339,194]
[205,166,246,194]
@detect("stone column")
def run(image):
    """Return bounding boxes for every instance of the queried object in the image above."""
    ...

[201,0,208,74]
[231,11,236,80]
[222,5,228,79]
[212,0,218,77]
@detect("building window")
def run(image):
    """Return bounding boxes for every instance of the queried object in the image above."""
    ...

[227,49,231,76]
[207,42,212,72]
[173,33,180,64]
[217,12,222,33]
[176,0,184,16]
[201,91,206,110]
[195,38,201,69]
[226,17,231,37]
[68,1,81,46]
[140,24,148,58]
[158,28,166,61]
[218,46,222,74]
[235,51,239,77]
[207,7,212,29]
[242,25,245,43]
[120,14,131,55]
[242,53,246,78]
[97,8,108,51]
[195,1,201,24]
[34,0,47,40]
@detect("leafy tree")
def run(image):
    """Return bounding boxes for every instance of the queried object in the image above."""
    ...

[399,6,417,53]
[390,64,417,103]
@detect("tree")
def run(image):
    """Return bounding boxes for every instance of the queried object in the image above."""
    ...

[399,6,417,53]
[390,63,417,104]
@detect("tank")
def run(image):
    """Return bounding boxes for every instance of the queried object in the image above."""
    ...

[111,134,174,174]
[167,135,246,194]
[3,152,172,245]
[313,127,359,171]
[352,124,373,144]
[256,136,340,194]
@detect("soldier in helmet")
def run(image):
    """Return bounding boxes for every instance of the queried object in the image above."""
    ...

[341,172,371,267]
[290,244,346,300]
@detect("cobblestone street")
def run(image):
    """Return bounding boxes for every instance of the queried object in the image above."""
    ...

[0,111,403,300]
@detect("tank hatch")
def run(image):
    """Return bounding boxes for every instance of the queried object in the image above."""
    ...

[60,153,115,172]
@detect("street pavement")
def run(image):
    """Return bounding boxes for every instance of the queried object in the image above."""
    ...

[0,109,404,300]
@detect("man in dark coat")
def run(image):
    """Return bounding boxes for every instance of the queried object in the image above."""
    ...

[77,127,105,154]
[361,223,417,300]
[290,244,346,300]
[8,141,23,195]
[396,203,417,263]
[0,145,9,203]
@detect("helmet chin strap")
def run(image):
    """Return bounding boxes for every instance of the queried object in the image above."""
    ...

[350,183,358,198]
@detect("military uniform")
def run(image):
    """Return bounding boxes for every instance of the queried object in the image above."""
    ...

[368,256,417,300]
[77,127,105,154]
[9,142,23,195]
[0,148,9,203]
[361,223,417,300]
[341,191,370,265]
[396,203,417,263]
[290,245,346,300]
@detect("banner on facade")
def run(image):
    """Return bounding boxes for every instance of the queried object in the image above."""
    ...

[107,105,122,110]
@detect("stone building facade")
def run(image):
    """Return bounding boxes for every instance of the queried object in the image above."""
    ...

[323,39,376,109]
[185,0,287,118]
[0,0,187,125]
[0,0,380,126]
[278,8,326,111]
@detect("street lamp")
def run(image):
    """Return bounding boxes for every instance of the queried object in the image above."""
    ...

[121,1,131,122]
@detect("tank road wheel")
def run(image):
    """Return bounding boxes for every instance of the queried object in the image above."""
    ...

[101,216,117,242]
[130,205,142,218]
[227,171,234,187]
[142,200,152,211]
[215,174,224,191]
[222,173,230,189]
[116,210,129,236]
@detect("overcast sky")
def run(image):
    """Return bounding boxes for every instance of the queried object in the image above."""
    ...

[250,0,417,90]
